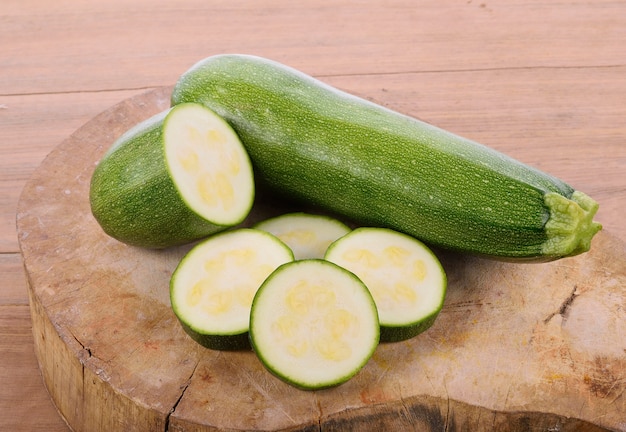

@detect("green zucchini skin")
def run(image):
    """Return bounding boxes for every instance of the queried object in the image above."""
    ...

[178,320,251,351]
[90,107,236,248]
[171,54,601,260]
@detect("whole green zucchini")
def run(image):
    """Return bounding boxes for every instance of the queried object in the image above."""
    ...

[171,54,601,261]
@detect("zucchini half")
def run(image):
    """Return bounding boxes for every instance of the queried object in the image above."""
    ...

[90,102,254,248]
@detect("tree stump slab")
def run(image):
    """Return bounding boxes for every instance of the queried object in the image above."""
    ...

[16,87,626,432]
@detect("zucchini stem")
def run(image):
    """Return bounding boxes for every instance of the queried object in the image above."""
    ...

[542,191,602,258]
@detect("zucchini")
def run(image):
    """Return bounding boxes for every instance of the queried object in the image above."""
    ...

[170,228,293,350]
[90,102,254,248]
[254,212,351,259]
[249,259,379,389]
[325,227,446,342]
[171,54,602,261]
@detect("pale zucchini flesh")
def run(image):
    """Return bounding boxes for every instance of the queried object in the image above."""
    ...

[170,229,294,350]
[254,212,351,259]
[90,102,255,248]
[249,259,379,390]
[325,227,446,342]
[171,54,602,261]
[164,103,255,226]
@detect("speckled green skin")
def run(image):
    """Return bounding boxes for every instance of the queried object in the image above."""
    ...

[178,320,251,351]
[171,54,601,260]
[89,106,234,248]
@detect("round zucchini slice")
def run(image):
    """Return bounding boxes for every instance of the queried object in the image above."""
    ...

[325,227,447,342]
[170,228,294,350]
[255,212,351,259]
[250,259,379,390]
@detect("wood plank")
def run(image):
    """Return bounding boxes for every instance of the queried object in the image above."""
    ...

[2,0,624,94]
[0,255,70,431]
[0,90,146,174]
[0,253,29,305]
[0,300,71,431]
[0,90,148,252]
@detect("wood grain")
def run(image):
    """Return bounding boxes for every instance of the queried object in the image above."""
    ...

[0,90,148,251]
[0,256,70,432]
[3,0,625,94]
[17,87,625,431]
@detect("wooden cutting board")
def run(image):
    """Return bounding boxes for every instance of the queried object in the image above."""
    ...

[17,87,625,432]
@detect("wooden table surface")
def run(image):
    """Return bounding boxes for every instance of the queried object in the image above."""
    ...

[2,1,624,430]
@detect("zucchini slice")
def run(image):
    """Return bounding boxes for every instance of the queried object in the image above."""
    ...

[325,227,446,343]
[254,212,351,259]
[170,229,294,350]
[249,259,379,390]
[90,102,255,248]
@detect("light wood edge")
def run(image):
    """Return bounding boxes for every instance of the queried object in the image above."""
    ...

[27,271,169,431]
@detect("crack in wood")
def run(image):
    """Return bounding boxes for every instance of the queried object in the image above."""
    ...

[68,328,92,360]
[444,395,451,432]
[543,285,579,325]
[67,327,92,423]
[164,360,199,432]
[315,394,323,431]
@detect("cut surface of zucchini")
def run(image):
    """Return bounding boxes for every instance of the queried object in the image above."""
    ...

[255,212,351,259]
[250,259,379,390]
[164,102,254,226]
[170,229,294,350]
[325,227,446,342]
